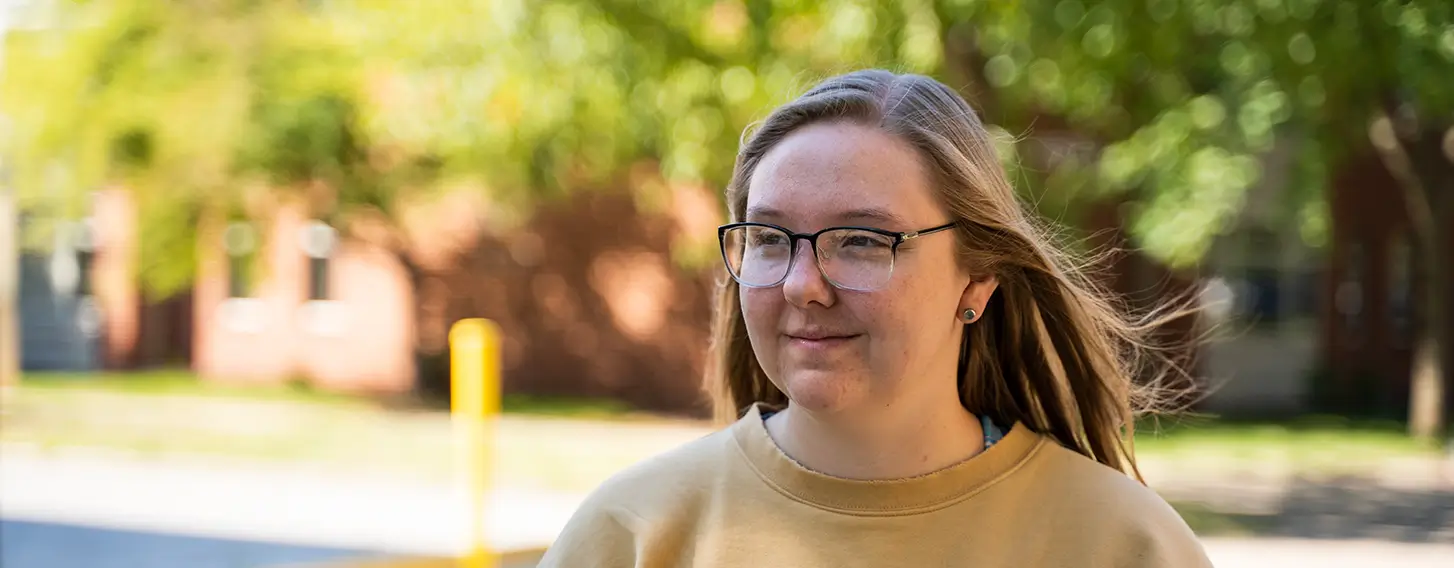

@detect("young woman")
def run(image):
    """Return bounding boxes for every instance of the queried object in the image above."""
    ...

[538,69,1212,567]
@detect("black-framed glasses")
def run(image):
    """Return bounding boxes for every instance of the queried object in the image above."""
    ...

[717,221,956,292]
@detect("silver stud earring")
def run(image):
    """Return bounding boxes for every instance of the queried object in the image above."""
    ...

[962,308,977,323]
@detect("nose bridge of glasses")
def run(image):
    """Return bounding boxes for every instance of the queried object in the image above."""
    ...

[788,231,818,253]
[782,232,830,282]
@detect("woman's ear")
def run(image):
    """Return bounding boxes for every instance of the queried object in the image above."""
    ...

[959,274,999,323]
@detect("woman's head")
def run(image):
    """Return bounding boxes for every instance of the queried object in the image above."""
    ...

[707,69,1191,478]
[723,119,998,419]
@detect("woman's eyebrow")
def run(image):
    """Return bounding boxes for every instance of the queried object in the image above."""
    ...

[744,205,783,220]
[745,205,908,227]
[836,207,908,227]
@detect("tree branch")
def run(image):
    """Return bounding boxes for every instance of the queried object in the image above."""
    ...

[1368,110,1436,240]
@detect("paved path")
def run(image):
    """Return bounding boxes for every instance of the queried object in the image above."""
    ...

[0,446,577,565]
[1200,537,1454,567]
[1,519,378,568]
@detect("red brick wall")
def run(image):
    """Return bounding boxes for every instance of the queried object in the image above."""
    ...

[186,188,722,414]
[193,205,416,394]
[429,191,719,415]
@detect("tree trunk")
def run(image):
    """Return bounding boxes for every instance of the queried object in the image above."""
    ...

[1406,138,1450,443]
[1368,114,1449,442]
[1409,157,1452,442]
[0,190,18,387]
[1408,228,1447,441]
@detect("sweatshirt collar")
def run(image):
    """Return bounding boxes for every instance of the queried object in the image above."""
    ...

[731,403,1043,515]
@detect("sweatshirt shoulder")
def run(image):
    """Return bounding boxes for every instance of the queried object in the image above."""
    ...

[589,426,738,505]
[1027,440,1213,567]
[1033,441,1177,516]
[537,428,736,567]
[559,425,738,527]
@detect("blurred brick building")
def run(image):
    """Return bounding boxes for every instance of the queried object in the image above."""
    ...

[17,153,1450,417]
[1193,145,1452,417]
[18,184,724,415]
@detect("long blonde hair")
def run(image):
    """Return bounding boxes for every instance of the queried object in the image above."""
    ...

[705,69,1196,480]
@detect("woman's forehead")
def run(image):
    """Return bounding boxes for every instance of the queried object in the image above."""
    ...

[745,122,938,229]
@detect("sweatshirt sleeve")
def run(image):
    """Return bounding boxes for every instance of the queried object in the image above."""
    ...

[1115,499,1216,568]
[1127,526,1215,568]
[535,498,641,568]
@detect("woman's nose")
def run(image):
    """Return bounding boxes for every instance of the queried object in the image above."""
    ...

[781,242,835,308]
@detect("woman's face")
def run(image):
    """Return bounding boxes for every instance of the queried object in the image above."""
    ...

[741,121,996,415]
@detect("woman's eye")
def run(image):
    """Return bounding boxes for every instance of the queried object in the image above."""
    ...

[751,232,786,246]
[842,234,890,248]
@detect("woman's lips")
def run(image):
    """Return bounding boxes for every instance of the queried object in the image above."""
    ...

[785,334,861,350]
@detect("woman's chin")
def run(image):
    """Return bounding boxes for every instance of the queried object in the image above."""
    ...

[781,369,867,414]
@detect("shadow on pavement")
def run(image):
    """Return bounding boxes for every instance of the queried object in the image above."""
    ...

[283,552,545,568]
[0,519,386,568]
[0,519,550,568]
[1172,476,1454,543]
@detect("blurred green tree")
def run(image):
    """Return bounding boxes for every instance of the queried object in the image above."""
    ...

[929,0,1451,439]
[4,0,1448,434]
[0,0,476,383]
[3,1,365,296]
[563,0,1451,436]
[0,0,928,388]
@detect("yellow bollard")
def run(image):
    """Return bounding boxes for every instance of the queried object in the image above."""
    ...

[449,319,502,568]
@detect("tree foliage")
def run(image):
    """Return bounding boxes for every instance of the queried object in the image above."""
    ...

[932,0,1452,266]
[4,0,1451,286]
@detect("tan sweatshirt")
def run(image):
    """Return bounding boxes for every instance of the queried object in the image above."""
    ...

[538,404,1213,567]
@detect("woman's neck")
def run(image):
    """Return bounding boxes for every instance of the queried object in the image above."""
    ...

[764,387,985,481]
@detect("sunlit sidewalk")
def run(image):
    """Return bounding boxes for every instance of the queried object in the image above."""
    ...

[0,444,580,563]
[5,443,1454,568]
[1201,536,1454,568]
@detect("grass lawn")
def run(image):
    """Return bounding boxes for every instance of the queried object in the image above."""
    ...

[2,370,708,493]
[10,370,643,419]
[4,371,1445,504]
[1167,501,1282,537]
[1132,412,1441,477]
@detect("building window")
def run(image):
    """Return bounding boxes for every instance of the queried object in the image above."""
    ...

[300,221,335,302]
[73,219,95,298]
[1289,267,1322,321]
[1388,232,1415,346]
[1237,226,1284,329]
[47,218,95,298]
[223,222,257,298]
[1243,267,1281,326]
[308,257,328,301]
[1336,241,1366,346]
